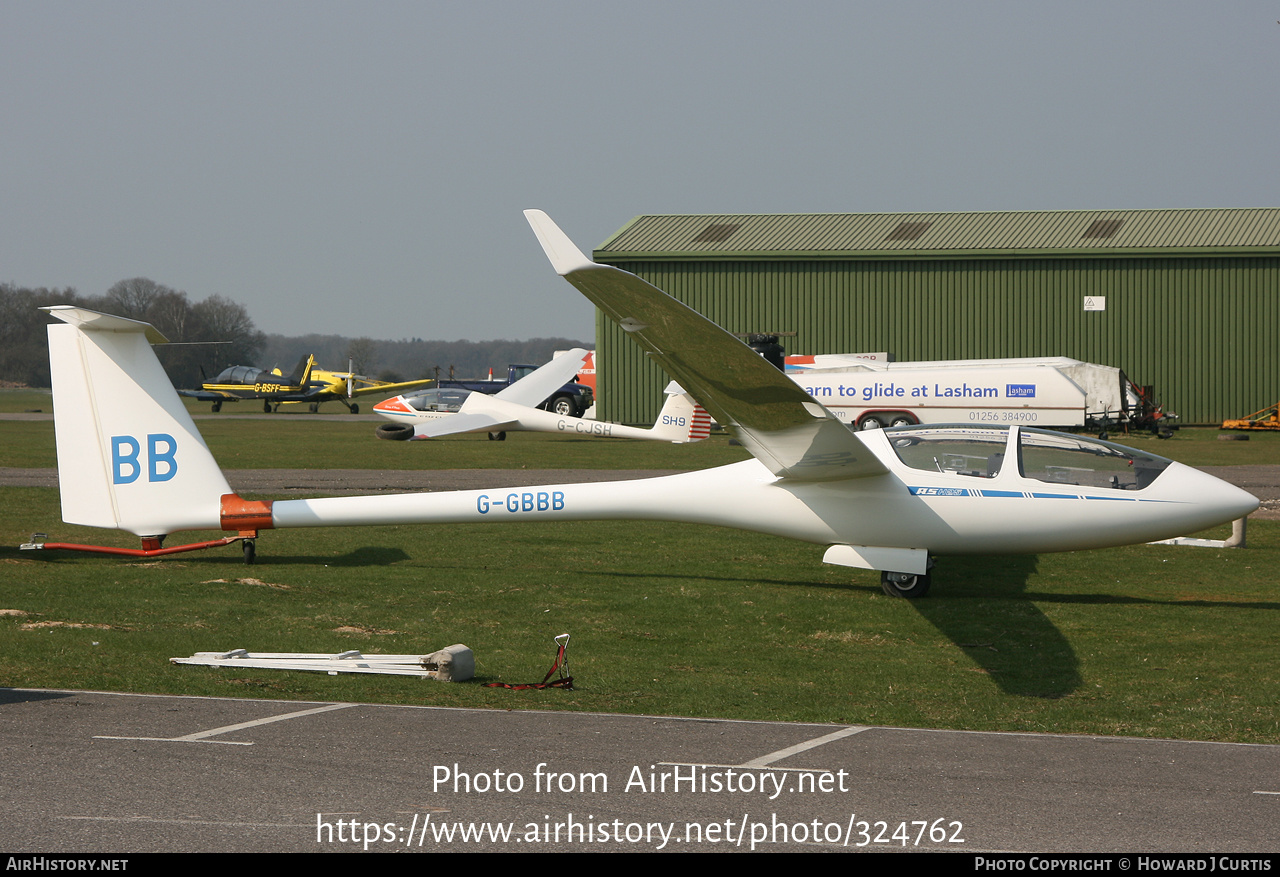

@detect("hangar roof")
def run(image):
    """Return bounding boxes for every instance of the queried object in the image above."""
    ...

[595,208,1280,260]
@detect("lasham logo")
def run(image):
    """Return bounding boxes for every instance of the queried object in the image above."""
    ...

[1006,384,1036,398]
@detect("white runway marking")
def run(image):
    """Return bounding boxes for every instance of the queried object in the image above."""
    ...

[656,725,871,773]
[95,702,356,744]
[738,725,870,767]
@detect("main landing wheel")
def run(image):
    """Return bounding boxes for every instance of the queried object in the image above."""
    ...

[487,431,507,441]
[880,569,931,598]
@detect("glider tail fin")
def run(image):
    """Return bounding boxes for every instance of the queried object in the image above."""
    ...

[43,307,234,537]
[648,384,712,443]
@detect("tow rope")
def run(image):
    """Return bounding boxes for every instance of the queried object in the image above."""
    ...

[485,633,573,690]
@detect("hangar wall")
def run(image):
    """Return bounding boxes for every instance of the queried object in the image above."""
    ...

[592,216,1280,427]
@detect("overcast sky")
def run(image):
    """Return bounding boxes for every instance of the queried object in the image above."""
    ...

[3,1,1277,342]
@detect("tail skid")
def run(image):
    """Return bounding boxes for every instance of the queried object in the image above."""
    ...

[24,532,259,560]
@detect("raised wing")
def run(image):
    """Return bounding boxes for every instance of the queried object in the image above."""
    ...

[493,348,589,406]
[524,211,886,482]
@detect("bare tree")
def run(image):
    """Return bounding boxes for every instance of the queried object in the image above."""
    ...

[345,337,376,376]
[193,295,266,368]
[105,278,170,320]
[0,280,272,390]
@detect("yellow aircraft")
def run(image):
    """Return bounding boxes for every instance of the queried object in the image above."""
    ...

[180,356,432,413]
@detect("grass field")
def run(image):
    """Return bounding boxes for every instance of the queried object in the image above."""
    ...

[0,408,1276,744]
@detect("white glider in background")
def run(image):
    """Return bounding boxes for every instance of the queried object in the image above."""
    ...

[31,214,1258,597]
[372,352,710,444]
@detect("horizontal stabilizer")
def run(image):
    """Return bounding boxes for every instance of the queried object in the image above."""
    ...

[43,306,169,344]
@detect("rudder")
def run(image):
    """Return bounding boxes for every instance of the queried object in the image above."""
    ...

[650,384,712,443]
[44,307,232,536]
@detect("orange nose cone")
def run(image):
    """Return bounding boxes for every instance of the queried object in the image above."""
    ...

[373,397,412,414]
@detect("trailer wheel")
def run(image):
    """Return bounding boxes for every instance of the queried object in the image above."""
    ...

[889,414,916,428]
[880,570,930,598]
[857,415,885,430]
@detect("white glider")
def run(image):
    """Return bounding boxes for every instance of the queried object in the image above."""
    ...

[372,351,709,444]
[33,214,1258,596]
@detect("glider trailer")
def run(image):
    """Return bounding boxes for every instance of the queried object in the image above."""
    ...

[785,355,1174,437]
[27,212,1257,597]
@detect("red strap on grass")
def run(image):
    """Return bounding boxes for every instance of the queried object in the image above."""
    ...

[485,634,573,690]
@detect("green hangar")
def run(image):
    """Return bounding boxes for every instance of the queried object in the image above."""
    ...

[589,208,1280,427]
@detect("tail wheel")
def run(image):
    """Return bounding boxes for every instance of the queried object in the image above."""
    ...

[242,539,256,565]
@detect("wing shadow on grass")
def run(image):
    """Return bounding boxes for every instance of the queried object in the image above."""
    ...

[598,553,1082,699]
[910,554,1082,699]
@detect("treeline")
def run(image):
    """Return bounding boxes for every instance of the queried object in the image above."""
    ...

[261,335,592,383]
[1,280,591,389]
[0,279,265,389]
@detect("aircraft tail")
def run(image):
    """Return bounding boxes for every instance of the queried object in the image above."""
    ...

[647,383,712,443]
[288,354,315,387]
[43,307,234,537]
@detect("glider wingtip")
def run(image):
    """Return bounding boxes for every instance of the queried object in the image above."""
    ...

[524,209,596,276]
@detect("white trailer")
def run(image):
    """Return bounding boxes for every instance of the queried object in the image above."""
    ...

[784,356,1141,431]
